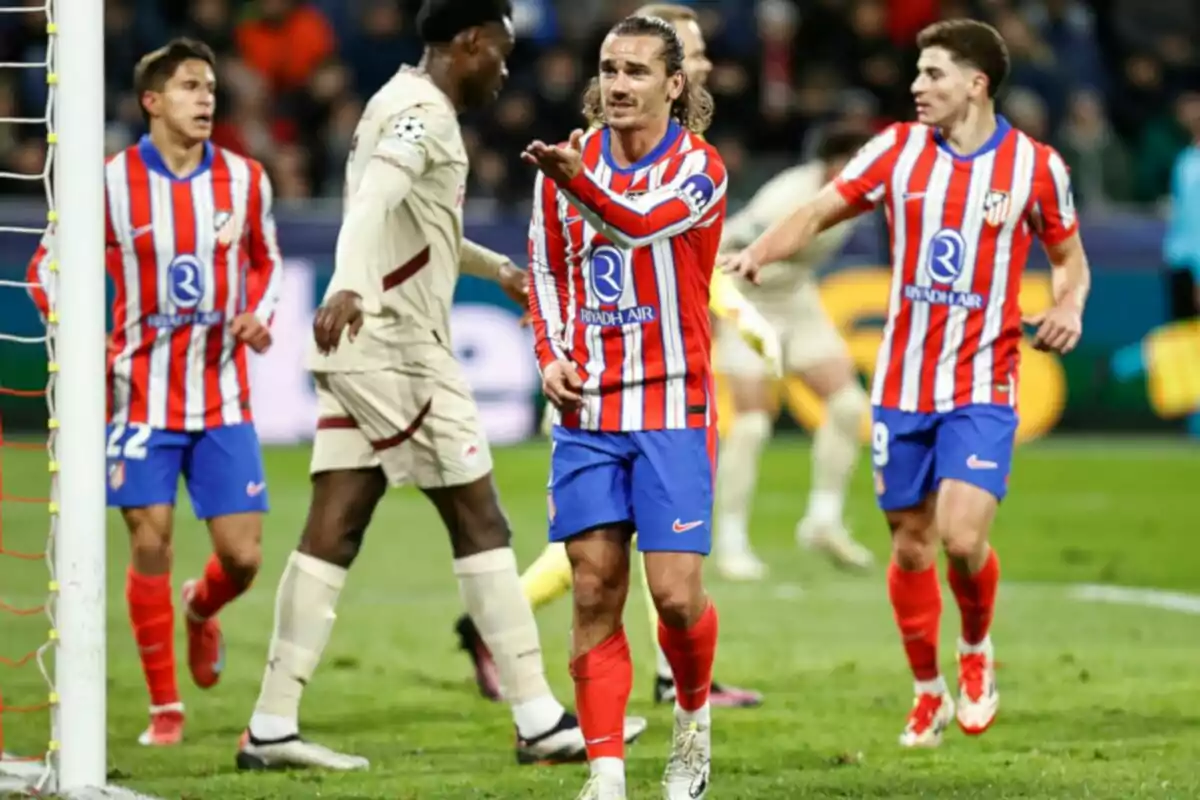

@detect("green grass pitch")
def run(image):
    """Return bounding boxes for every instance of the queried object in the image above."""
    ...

[1,437,1199,798]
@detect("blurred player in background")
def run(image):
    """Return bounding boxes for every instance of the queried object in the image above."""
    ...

[235,0,645,772]
[711,128,876,581]
[722,19,1089,748]
[26,38,281,746]
[456,1,763,713]
[524,14,726,798]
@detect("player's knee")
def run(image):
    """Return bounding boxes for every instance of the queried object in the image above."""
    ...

[448,501,512,559]
[571,557,627,620]
[825,381,869,435]
[300,472,384,569]
[209,513,263,585]
[940,524,988,565]
[123,507,173,572]
[646,555,706,629]
[935,483,994,564]
[218,541,262,586]
[887,511,938,571]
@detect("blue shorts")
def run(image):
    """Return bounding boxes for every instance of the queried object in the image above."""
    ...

[547,426,715,554]
[871,404,1017,511]
[105,422,268,519]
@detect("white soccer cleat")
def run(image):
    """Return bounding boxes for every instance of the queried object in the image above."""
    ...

[796,517,875,571]
[956,637,999,735]
[715,547,768,581]
[662,714,711,799]
[898,688,955,748]
[236,729,369,771]
[575,773,627,800]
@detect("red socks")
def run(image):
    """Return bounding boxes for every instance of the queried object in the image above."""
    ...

[887,561,942,682]
[187,554,248,620]
[658,602,719,711]
[948,549,1000,645]
[570,628,632,761]
[126,568,179,707]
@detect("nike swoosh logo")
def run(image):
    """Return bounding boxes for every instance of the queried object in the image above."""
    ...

[672,519,703,533]
[966,455,998,470]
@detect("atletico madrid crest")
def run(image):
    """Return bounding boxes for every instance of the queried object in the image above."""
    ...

[982,190,1011,227]
[108,461,125,491]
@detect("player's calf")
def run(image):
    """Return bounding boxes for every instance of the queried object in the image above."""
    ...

[246,469,383,749]
[122,506,185,739]
[936,480,1003,734]
[565,531,635,782]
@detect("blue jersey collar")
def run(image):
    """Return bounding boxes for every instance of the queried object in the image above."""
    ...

[601,121,682,174]
[137,134,214,181]
[933,114,1012,161]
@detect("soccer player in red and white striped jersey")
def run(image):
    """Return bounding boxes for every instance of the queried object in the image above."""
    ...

[722,19,1090,749]
[524,14,726,799]
[25,38,282,747]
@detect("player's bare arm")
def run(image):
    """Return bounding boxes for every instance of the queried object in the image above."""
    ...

[461,238,528,309]
[1026,231,1089,354]
[718,182,859,284]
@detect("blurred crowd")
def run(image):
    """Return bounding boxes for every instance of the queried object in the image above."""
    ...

[0,0,1197,215]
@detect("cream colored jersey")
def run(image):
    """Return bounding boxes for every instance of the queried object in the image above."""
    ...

[721,162,855,303]
[309,66,469,372]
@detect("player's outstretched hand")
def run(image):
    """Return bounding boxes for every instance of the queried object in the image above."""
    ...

[521,129,584,184]
[717,249,763,285]
[497,262,529,311]
[542,358,582,412]
[313,290,364,355]
[1024,303,1082,354]
[230,312,272,354]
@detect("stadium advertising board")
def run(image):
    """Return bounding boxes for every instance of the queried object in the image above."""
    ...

[0,207,1192,441]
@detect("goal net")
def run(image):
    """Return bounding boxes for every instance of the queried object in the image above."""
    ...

[0,0,137,796]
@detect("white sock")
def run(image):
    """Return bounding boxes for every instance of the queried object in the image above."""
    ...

[806,489,844,525]
[675,700,711,728]
[249,551,346,740]
[512,695,565,737]
[715,410,770,551]
[453,547,564,737]
[915,675,948,696]
[808,383,867,522]
[656,642,673,681]
[590,756,626,782]
[958,635,992,656]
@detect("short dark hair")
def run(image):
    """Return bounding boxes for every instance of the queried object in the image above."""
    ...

[417,0,513,44]
[916,19,1010,98]
[133,38,216,123]
[816,128,873,163]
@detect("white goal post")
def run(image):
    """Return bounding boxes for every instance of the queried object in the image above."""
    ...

[52,0,109,788]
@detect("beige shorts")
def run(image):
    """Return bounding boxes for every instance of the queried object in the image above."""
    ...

[714,282,848,378]
[310,343,492,489]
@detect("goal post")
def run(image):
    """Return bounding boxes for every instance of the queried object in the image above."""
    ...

[51,0,107,792]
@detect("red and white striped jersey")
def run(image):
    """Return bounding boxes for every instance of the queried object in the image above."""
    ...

[527,121,728,432]
[834,118,1078,413]
[26,135,283,431]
